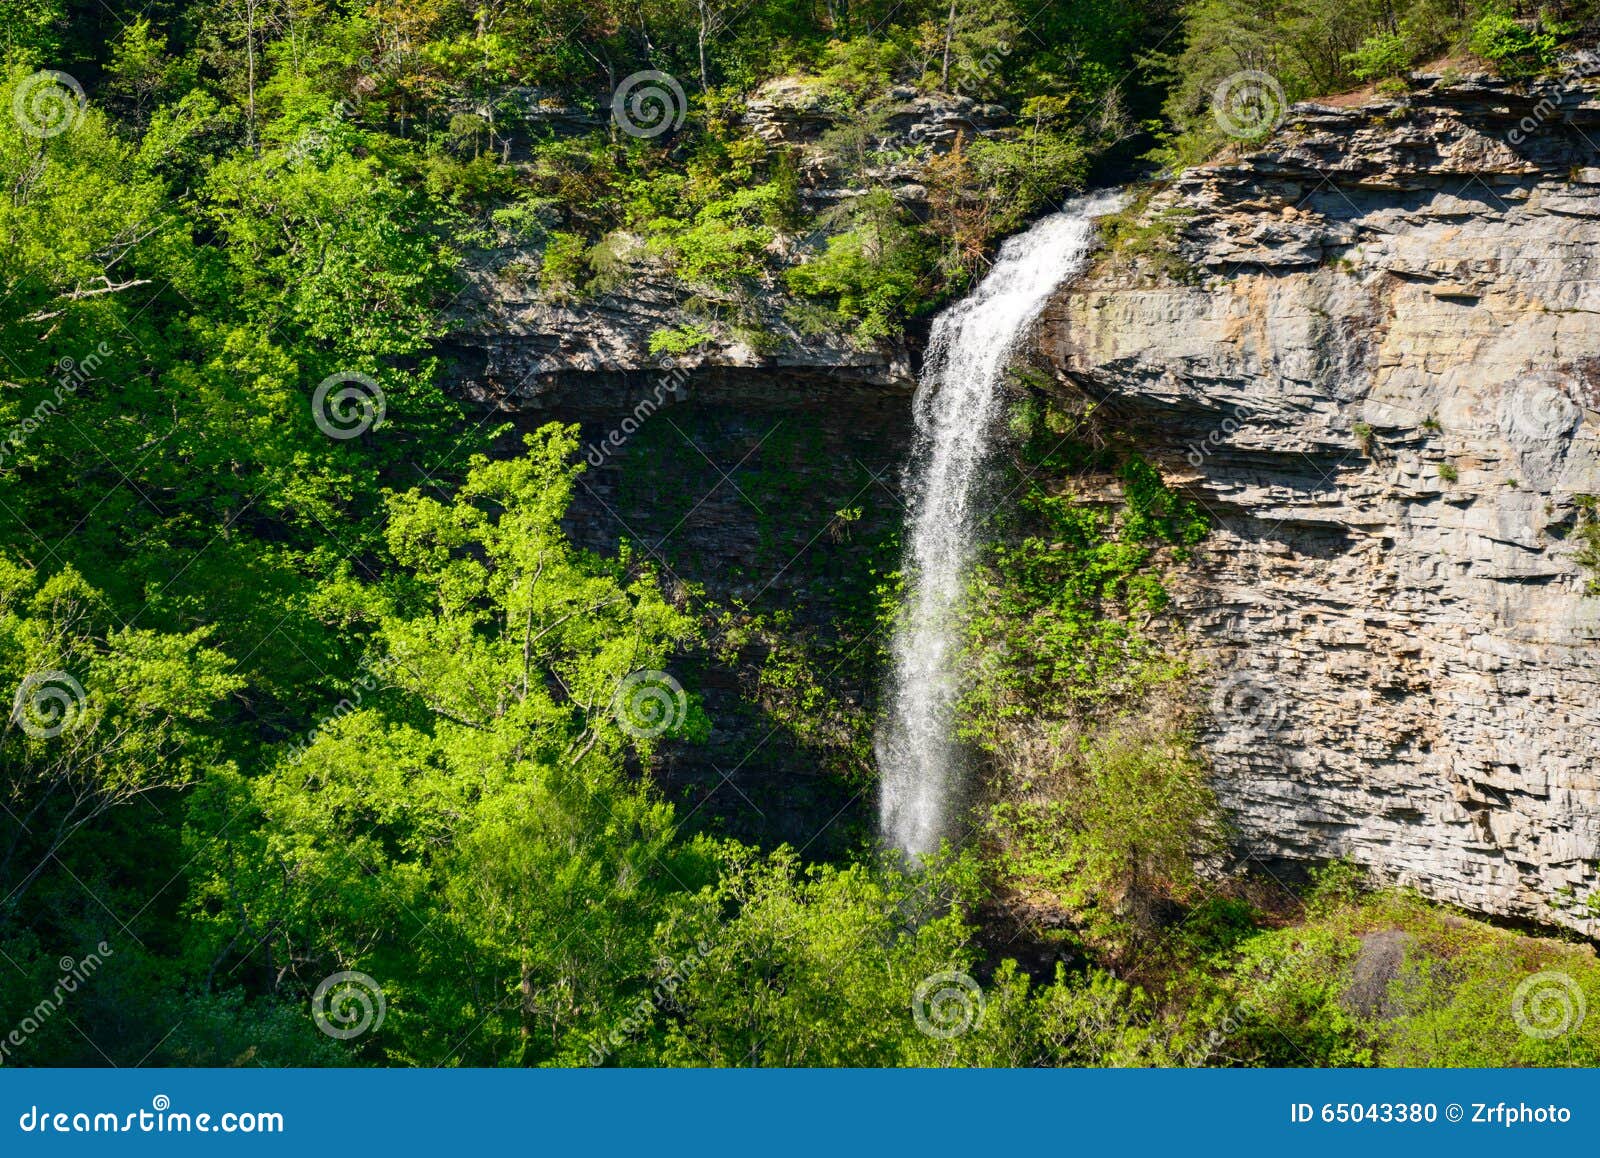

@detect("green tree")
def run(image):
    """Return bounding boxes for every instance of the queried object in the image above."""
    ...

[192,426,706,1064]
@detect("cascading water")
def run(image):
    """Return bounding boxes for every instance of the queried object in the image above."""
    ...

[877,193,1124,859]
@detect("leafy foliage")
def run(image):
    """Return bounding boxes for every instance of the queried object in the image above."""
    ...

[1152,0,1597,164]
[1171,866,1600,1067]
[4,0,1596,1071]
[956,414,1217,947]
[1468,8,1566,77]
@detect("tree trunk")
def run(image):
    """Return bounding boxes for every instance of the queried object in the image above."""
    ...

[245,0,258,156]
[520,956,537,1047]
[940,0,958,89]
[697,1,711,91]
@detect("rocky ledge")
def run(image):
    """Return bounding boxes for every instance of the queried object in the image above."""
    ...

[1045,72,1600,934]
[445,80,1009,404]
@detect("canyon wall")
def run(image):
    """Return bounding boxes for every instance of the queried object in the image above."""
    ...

[446,71,1600,932]
[1045,74,1600,933]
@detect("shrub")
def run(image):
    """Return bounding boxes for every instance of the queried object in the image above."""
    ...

[1184,884,1600,1067]
[539,231,590,296]
[1575,495,1600,594]
[981,716,1223,947]
[1469,10,1561,77]
[648,323,716,357]
[818,36,905,99]
[784,191,932,342]
[1344,30,1415,81]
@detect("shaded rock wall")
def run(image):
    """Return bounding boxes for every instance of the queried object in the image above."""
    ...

[1045,74,1600,933]
[460,365,912,857]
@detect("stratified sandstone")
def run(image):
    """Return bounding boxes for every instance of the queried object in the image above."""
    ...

[1045,73,1600,933]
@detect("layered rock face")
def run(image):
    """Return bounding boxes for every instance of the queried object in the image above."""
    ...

[447,68,1600,930]
[446,79,1004,400]
[1046,75,1600,933]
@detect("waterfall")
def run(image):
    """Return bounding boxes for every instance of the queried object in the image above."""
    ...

[877,193,1124,859]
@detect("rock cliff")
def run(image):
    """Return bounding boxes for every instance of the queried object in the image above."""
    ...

[1045,73,1600,933]
[444,69,1600,934]
[445,79,1008,402]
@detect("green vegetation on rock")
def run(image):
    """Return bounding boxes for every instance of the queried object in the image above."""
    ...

[2,0,1596,1070]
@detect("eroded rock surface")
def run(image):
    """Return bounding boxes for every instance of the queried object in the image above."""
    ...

[444,79,1009,402]
[1046,74,1600,933]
